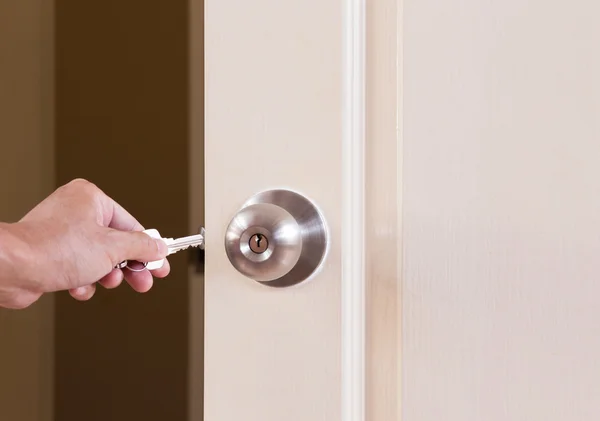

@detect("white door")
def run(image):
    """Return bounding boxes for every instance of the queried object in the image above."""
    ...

[198,0,399,420]
[199,0,600,420]
[402,0,600,420]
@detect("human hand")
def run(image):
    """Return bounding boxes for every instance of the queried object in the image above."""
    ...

[0,178,170,309]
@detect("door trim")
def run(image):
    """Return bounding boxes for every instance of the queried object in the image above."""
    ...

[342,0,366,420]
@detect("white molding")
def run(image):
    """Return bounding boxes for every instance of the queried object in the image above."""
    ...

[396,1,404,417]
[342,0,366,420]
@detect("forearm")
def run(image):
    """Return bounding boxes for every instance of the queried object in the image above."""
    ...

[0,222,38,309]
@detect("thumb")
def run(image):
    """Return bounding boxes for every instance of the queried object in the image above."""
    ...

[108,229,168,263]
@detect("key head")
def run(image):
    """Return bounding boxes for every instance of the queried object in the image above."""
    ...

[146,260,165,270]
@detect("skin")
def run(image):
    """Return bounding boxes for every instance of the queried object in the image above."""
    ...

[0,178,171,309]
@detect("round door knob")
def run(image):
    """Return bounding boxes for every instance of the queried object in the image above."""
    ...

[224,189,328,287]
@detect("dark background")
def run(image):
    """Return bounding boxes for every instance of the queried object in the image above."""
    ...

[55,1,191,420]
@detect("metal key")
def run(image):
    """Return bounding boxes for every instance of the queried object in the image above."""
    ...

[117,227,205,271]
[164,228,206,254]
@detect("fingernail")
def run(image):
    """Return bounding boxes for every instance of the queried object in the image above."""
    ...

[73,287,86,296]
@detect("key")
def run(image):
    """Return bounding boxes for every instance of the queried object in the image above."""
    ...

[165,229,206,254]
[147,227,206,270]
[116,228,205,271]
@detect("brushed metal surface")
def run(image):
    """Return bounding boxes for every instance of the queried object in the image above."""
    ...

[224,189,328,287]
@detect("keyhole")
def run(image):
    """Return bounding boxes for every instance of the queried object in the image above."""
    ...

[249,233,269,254]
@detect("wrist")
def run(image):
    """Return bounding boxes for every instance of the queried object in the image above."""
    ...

[0,222,39,306]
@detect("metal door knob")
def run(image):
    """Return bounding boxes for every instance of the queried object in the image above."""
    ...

[224,189,328,287]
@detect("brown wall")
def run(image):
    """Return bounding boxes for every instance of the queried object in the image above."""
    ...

[54,1,190,420]
[0,1,55,421]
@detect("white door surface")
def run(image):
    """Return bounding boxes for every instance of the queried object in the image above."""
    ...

[200,0,401,420]
[201,0,600,420]
[403,1,600,420]
[202,0,375,419]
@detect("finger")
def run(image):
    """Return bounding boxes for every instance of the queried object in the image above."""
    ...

[109,201,145,231]
[98,192,145,231]
[123,268,154,293]
[69,284,96,301]
[98,268,124,289]
[105,228,168,265]
[150,257,170,278]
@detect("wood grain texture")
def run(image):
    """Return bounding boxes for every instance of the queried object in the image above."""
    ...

[403,0,600,419]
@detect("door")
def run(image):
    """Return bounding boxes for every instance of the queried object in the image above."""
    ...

[200,0,400,420]
[203,0,600,420]
[402,0,600,420]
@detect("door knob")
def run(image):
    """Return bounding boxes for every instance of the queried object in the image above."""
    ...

[224,189,328,287]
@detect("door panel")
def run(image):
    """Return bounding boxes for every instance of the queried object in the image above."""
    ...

[403,1,600,420]
[204,1,345,420]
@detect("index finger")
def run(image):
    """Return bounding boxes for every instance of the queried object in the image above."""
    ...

[98,193,145,232]
[110,201,145,232]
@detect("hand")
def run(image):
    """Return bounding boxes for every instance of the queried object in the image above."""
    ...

[0,178,171,309]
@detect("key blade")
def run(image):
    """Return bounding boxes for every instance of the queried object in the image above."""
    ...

[168,233,205,253]
[171,234,204,248]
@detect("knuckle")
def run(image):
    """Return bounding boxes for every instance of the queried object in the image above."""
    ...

[69,178,91,188]
[69,178,99,195]
[145,235,157,253]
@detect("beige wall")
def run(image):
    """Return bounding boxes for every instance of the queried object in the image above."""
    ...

[0,1,54,421]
